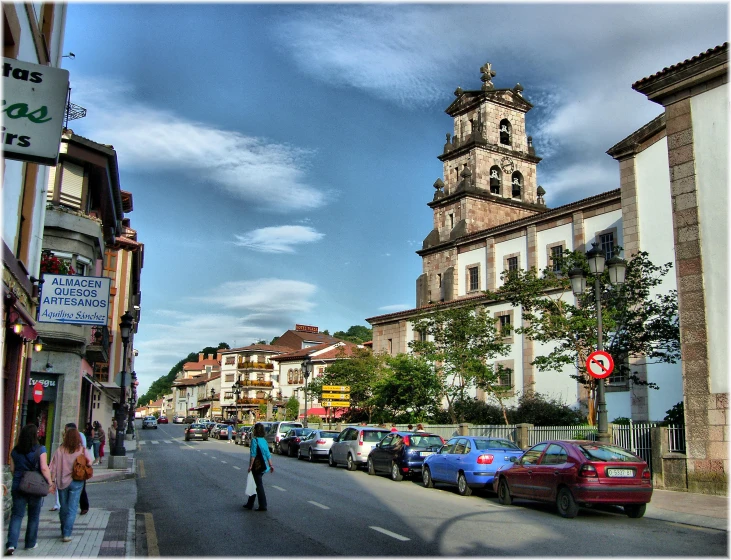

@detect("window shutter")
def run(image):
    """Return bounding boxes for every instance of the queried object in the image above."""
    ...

[60,162,84,209]
[46,165,57,202]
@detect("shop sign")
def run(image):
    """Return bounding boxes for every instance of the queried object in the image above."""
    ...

[28,374,58,401]
[37,274,111,326]
[295,324,319,333]
[2,58,70,165]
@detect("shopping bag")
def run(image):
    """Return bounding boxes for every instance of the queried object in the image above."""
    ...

[245,472,256,496]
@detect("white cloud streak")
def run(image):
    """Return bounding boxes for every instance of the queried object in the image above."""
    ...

[233,225,324,253]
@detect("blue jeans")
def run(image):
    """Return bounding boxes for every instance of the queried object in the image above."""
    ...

[92,442,100,460]
[5,489,43,549]
[245,471,267,509]
[57,480,84,538]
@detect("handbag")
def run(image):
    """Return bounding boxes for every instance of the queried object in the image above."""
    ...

[19,447,49,497]
[72,452,93,481]
[245,472,257,496]
[251,440,266,474]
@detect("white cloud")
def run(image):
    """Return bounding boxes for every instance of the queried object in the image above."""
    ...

[378,303,411,313]
[233,225,324,253]
[70,77,327,212]
[196,278,317,313]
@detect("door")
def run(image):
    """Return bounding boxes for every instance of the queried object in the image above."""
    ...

[508,443,547,498]
[531,443,569,499]
[444,438,470,484]
[372,434,395,472]
[430,438,456,481]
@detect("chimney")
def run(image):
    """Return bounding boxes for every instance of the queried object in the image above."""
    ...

[199,353,204,362]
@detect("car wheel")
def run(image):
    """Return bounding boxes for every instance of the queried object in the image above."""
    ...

[367,457,376,476]
[297,448,303,460]
[308,448,314,462]
[346,454,357,471]
[556,487,579,518]
[497,478,512,505]
[457,472,472,496]
[328,452,337,467]
[203,436,208,441]
[423,466,434,488]
[288,446,294,458]
[624,504,647,518]
[185,437,189,441]
[390,462,404,481]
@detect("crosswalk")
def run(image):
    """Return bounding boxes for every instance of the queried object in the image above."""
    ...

[138,440,176,445]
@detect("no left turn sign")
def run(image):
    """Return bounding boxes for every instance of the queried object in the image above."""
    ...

[586,350,614,379]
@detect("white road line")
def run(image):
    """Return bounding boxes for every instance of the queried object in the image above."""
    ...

[164,440,172,443]
[233,466,241,470]
[271,485,286,492]
[138,441,146,445]
[151,441,159,445]
[221,461,227,464]
[210,457,217,459]
[369,527,410,542]
[308,501,330,510]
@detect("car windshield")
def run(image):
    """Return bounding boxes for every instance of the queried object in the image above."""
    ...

[409,435,443,448]
[191,424,205,429]
[579,444,641,462]
[363,431,389,442]
[321,432,339,438]
[474,439,520,450]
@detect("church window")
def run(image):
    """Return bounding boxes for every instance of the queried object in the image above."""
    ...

[499,119,512,145]
[468,266,479,292]
[437,273,442,288]
[489,166,502,194]
[551,245,564,273]
[507,256,519,273]
[599,232,615,260]
[448,213,454,229]
[511,172,523,199]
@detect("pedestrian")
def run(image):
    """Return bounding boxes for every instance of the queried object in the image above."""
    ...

[243,423,274,512]
[75,424,90,516]
[5,424,53,555]
[98,424,106,463]
[416,423,426,432]
[408,424,414,431]
[91,422,101,465]
[108,419,117,453]
[227,423,234,444]
[390,423,398,432]
[48,425,94,543]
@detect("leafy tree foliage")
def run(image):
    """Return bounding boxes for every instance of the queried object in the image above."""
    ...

[285,396,300,421]
[491,249,679,424]
[663,401,685,425]
[507,392,584,425]
[332,325,373,344]
[410,305,512,424]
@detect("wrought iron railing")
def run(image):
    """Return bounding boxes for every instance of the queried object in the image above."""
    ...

[89,325,109,349]
[667,424,686,453]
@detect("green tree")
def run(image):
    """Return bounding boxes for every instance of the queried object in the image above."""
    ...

[491,249,680,425]
[371,353,442,423]
[332,325,373,344]
[285,396,300,421]
[409,304,512,424]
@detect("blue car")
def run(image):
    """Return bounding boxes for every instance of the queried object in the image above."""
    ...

[422,436,524,496]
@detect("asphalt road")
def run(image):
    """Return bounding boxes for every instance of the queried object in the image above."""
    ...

[135,424,727,556]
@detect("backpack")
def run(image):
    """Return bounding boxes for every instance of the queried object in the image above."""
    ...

[72,452,93,481]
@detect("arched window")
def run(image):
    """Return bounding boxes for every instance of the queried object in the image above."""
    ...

[499,119,512,145]
[511,171,523,199]
[489,166,502,195]
[298,369,304,384]
[287,369,293,384]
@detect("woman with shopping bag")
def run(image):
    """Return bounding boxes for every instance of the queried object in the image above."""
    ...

[243,423,273,512]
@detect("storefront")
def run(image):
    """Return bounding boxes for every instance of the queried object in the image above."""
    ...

[26,372,60,451]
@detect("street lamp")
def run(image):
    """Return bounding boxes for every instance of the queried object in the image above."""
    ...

[112,310,134,456]
[232,380,241,429]
[569,243,627,443]
[301,357,312,427]
[210,387,215,420]
[127,370,137,434]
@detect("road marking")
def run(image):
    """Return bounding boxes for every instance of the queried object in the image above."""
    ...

[143,512,160,556]
[151,441,159,445]
[370,526,410,541]
[210,457,216,459]
[271,485,286,492]
[138,441,146,445]
[138,460,145,478]
[308,501,330,510]
[221,461,227,464]
[233,466,241,470]
[164,440,172,443]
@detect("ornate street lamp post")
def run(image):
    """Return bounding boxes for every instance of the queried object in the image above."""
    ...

[232,381,241,429]
[301,357,312,427]
[210,387,216,420]
[569,243,627,443]
[112,311,134,456]
[127,370,137,435]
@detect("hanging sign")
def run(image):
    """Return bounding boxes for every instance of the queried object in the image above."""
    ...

[586,350,614,379]
[2,58,70,165]
[32,382,44,403]
[37,274,111,326]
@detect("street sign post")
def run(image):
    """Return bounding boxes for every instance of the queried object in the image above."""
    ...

[322,385,350,392]
[322,400,351,407]
[586,350,614,379]
[321,393,350,400]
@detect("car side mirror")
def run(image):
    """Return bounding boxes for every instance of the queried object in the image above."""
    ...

[509,456,518,463]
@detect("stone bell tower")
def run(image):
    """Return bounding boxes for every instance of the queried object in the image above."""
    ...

[417,62,547,307]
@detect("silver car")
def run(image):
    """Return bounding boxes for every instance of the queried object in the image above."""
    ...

[142,416,158,429]
[297,429,341,462]
[329,427,391,470]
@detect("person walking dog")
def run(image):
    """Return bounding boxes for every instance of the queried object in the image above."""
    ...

[243,423,273,512]
[5,424,53,555]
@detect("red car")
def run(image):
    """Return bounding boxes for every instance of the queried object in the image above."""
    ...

[493,440,652,519]
[157,416,169,424]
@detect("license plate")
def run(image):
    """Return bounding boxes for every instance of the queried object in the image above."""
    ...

[420,451,435,457]
[607,468,634,477]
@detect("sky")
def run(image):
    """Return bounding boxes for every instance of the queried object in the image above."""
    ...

[60,2,729,396]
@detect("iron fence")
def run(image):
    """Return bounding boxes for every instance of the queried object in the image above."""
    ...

[528,425,598,446]
[666,424,686,453]
[611,422,658,471]
[469,424,518,441]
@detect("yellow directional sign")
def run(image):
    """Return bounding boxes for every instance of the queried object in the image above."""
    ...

[322,393,350,400]
[322,400,351,407]
[322,385,350,392]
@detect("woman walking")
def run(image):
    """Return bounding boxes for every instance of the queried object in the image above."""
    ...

[5,424,53,555]
[243,423,274,512]
[91,422,102,465]
[49,426,94,543]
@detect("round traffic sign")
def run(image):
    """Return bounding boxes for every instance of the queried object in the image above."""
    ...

[586,350,614,379]
[32,382,44,403]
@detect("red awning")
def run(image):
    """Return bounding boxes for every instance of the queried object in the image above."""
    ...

[300,407,345,419]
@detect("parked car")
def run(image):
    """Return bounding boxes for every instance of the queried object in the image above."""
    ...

[142,416,158,429]
[278,428,315,457]
[157,416,169,424]
[329,426,391,470]
[368,431,444,481]
[184,416,196,424]
[234,426,252,445]
[173,416,184,424]
[215,424,234,440]
[184,423,209,441]
[493,440,653,518]
[266,421,303,453]
[297,429,340,461]
[422,436,523,495]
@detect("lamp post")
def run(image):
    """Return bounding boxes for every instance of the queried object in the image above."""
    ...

[232,381,241,429]
[112,311,134,456]
[569,243,627,444]
[186,391,191,418]
[301,357,312,427]
[210,387,216,420]
[127,370,137,435]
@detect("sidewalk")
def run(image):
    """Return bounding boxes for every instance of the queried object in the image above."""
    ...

[646,488,729,531]
[9,438,137,558]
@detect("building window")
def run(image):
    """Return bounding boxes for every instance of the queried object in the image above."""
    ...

[489,166,501,195]
[499,119,512,145]
[551,245,563,272]
[511,172,523,199]
[494,360,514,394]
[225,374,234,383]
[499,314,511,336]
[448,213,454,229]
[507,257,519,273]
[607,355,629,388]
[437,273,442,288]
[225,356,235,365]
[599,231,615,260]
[494,310,515,343]
[387,339,393,355]
[468,266,479,292]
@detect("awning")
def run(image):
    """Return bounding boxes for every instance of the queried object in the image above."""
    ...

[300,407,345,419]
[190,404,210,411]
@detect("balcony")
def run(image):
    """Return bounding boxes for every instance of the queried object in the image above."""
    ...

[237,361,273,370]
[238,379,273,388]
[236,397,269,405]
[86,325,110,363]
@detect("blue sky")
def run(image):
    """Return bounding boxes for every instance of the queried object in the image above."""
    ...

[61,3,728,395]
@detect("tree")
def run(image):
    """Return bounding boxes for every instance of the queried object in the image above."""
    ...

[285,396,299,421]
[308,347,386,422]
[409,304,512,424]
[371,354,442,423]
[491,249,680,425]
[332,325,373,344]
